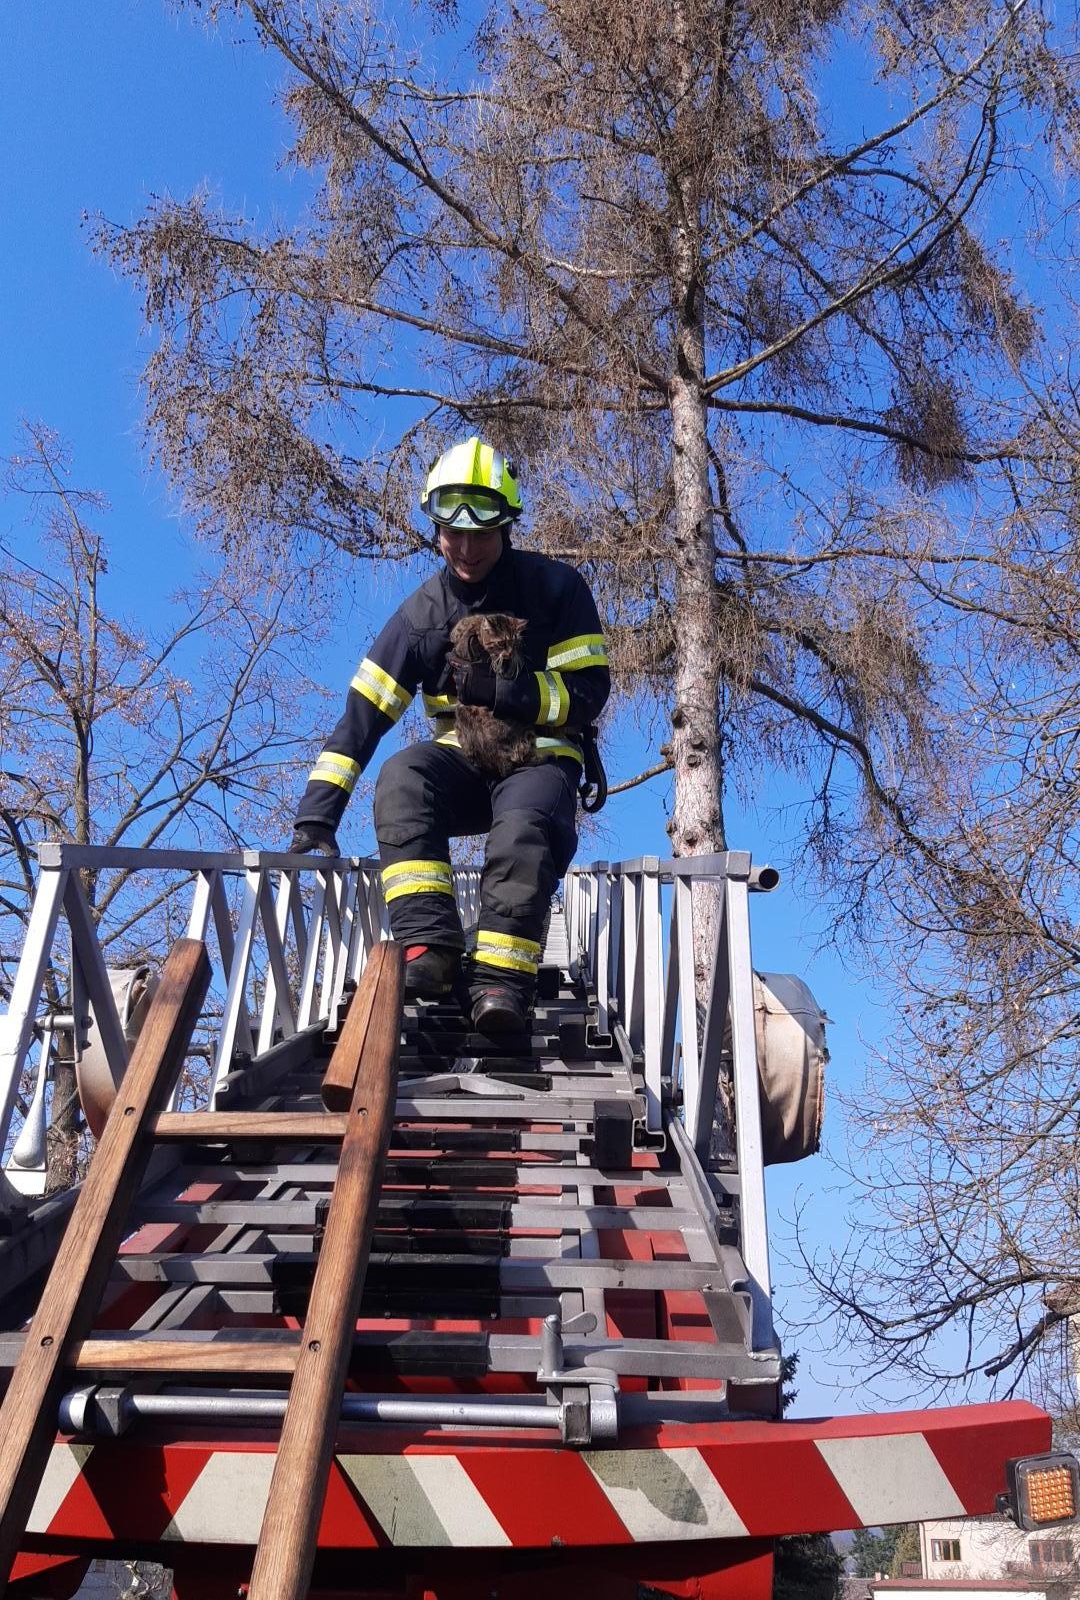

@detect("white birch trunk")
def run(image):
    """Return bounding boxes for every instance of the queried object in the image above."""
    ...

[668,371,727,1022]
[665,38,730,1145]
[666,100,726,988]
[667,373,725,863]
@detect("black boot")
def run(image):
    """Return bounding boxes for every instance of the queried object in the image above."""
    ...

[471,985,530,1034]
[403,944,461,999]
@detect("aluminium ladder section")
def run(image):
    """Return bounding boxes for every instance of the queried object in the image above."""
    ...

[0,898,778,1436]
[0,846,783,1590]
[0,846,777,1380]
[0,845,1061,1599]
[45,919,777,1435]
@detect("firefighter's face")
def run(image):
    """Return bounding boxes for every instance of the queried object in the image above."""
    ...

[438,524,505,583]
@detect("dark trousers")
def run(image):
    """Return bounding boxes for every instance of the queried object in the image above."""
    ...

[373,744,579,993]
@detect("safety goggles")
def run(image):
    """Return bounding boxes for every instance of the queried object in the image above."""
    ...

[427,487,508,528]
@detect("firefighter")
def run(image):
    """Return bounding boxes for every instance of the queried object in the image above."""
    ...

[289,437,610,1033]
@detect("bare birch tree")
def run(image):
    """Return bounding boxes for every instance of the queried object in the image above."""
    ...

[0,422,328,1185]
[94,0,1080,1391]
[799,400,1080,1405]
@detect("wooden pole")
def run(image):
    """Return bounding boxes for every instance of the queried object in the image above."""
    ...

[0,938,211,1586]
[247,941,403,1600]
[320,942,396,1111]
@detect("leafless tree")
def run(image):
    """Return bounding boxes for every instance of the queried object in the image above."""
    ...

[0,422,330,1186]
[103,0,1068,855]
[95,0,1080,1393]
[798,466,1080,1405]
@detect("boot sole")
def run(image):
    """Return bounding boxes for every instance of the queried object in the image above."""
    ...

[472,1003,529,1034]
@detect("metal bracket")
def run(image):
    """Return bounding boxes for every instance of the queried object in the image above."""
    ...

[536,1310,619,1444]
[58,1383,137,1438]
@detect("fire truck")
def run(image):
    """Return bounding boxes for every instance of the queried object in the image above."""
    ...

[0,844,1067,1598]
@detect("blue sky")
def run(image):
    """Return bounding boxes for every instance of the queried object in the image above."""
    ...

[1,1,923,1417]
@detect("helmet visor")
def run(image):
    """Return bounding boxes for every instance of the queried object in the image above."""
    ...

[427,487,507,528]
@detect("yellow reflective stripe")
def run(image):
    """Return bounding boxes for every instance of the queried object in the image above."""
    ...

[423,691,457,716]
[381,858,455,902]
[385,878,455,902]
[535,670,569,727]
[546,633,608,671]
[475,949,539,972]
[309,751,361,793]
[382,859,453,884]
[475,930,542,975]
[351,658,413,722]
[536,737,583,765]
[536,672,551,724]
[435,730,584,766]
[476,931,542,954]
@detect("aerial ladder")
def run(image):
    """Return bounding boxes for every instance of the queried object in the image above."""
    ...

[0,844,1064,1599]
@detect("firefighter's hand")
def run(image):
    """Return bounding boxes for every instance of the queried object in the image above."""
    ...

[289,823,340,857]
[453,661,498,709]
[493,673,541,721]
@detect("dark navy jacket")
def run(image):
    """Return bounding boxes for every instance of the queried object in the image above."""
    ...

[295,542,610,831]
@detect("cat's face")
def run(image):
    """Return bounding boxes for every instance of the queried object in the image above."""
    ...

[452,614,527,673]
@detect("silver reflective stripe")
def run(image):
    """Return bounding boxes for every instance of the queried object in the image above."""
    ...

[351,659,413,722]
[546,634,608,671]
[310,752,361,793]
[382,859,455,902]
[475,930,542,974]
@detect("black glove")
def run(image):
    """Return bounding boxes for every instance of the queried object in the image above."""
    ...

[453,661,498,709]
[455,663,541,721]
[289,822,340,857]
[493,671,541,721]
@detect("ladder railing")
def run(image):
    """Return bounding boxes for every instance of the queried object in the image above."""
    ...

[0,846,389,1194]
[564,851,772,1142]
[0,844,778,1344]
[564,850,776,1334]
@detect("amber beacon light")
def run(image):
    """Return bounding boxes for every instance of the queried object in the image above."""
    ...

[1003,1453,1080,1530]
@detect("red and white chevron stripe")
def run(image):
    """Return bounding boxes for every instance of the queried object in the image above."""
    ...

[24,1402,1048,1551]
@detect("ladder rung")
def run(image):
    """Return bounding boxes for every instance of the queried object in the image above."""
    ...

[153,1112,349,1140]
[72,1335,300,1375]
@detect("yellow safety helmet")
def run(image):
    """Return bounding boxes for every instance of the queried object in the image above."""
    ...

[420,437,523,528]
